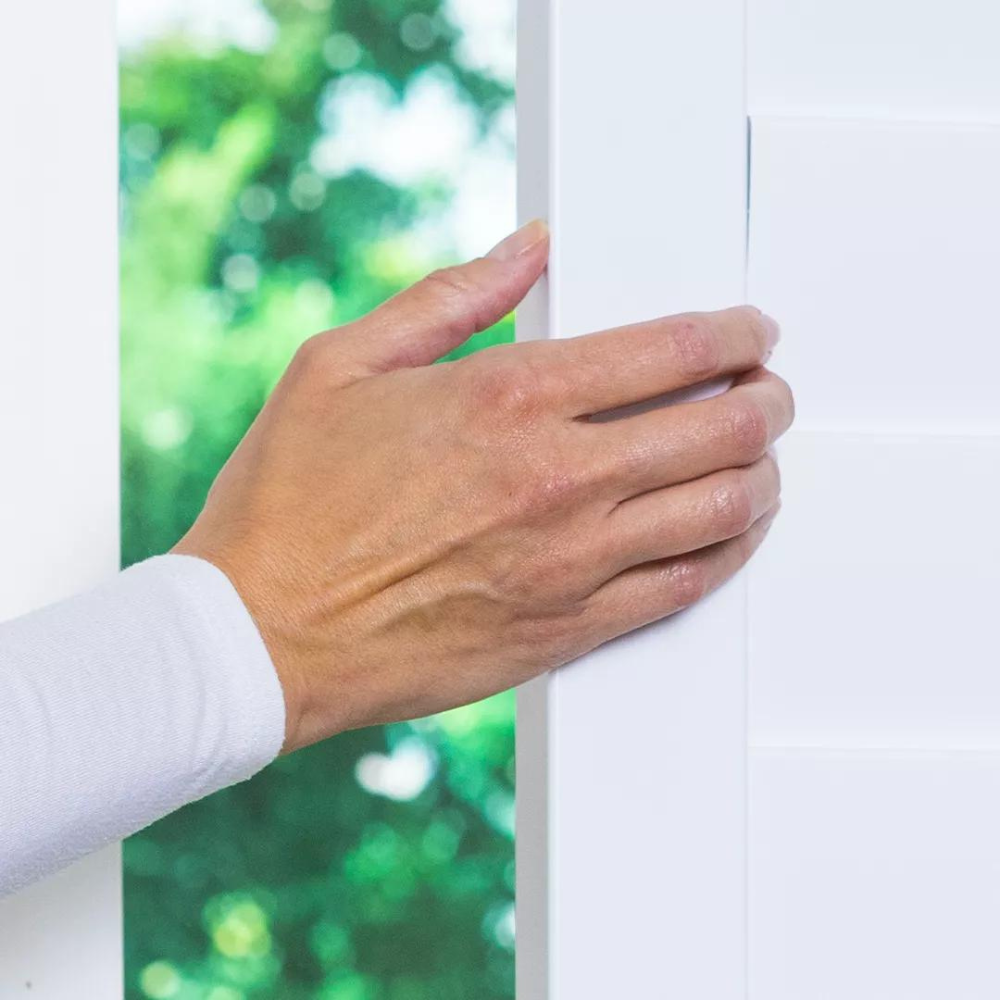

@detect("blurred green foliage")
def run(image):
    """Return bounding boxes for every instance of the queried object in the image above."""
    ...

[121,2,515,996]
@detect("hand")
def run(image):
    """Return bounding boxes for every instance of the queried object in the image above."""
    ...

[173,221,793,753]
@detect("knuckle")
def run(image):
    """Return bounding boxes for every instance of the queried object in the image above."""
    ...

[496,543,586,612]
[421,264,497,337]
[525,600,592,662]
[422,265,477,302]
[287,331,345,386]
[290,332,328,373]
[517,461,581,512]
[708,474,755,536]
[533,550,586,594]
[522,344,570,401]
[727,399,770,457]
[467,359,542,418]
[494,557,538,605]
[615,439,655,487]
[668,315,721,382]
[666,559,708,610]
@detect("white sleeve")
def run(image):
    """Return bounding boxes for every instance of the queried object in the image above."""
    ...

[0,553,286,896]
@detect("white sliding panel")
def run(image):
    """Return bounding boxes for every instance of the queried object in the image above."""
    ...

[516,3,749,997]
[0,1,121,996]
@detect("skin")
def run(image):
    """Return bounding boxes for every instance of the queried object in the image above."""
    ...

[173,220,794,753]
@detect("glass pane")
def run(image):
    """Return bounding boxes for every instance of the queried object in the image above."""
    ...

[119,2,516,996]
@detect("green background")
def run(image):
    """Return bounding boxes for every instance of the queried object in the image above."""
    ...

[121,2,517,996]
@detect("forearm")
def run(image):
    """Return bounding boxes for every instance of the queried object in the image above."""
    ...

[0,554,285,896]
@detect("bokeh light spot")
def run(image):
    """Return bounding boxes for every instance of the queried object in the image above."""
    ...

[309,921,352,969]
[139,960,181,999]
[124,122,161,160]
[355,737,436,801]
[483,901,515,951]
[317,974,376,1000]
[294,278,336,319]
[323,32,362,72]
[289,170,326,211]
[207,988,245,1000]
[141,407,193,451]
[222,253,260,293]
[239,184,276,223]
[203,894,274,960]
[400,13,436,52]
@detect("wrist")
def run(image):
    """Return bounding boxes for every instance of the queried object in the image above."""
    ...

[170,536,308,754]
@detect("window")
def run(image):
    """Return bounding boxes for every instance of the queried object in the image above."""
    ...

[119,2,518,998]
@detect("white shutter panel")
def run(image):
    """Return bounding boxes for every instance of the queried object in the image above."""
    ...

[519,2,1000,998]
[747,41,1000,998]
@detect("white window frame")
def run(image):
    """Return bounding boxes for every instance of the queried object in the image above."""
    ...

[0,1,121,995]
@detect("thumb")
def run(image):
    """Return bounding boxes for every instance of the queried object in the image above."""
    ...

[333,219,549,376]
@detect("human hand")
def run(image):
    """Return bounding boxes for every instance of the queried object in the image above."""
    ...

[173,221,793,753]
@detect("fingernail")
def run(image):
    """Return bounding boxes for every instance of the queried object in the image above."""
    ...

[487,219,550,262]
[761,500,782,531]
[761,312,781,349]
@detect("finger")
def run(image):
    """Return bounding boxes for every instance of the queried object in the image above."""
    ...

[586,368,794,498]
[598,453,780,576]
[586,502,781,640]
[539,305,779,416]
[321,220,550,377]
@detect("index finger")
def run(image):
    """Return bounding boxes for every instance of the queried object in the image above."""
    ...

[544,306,779,417]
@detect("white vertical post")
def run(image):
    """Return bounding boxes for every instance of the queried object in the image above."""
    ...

[0,1,121,996]
[516,2,749,997]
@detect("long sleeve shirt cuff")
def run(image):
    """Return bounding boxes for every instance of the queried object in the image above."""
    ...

[0,553,286,896]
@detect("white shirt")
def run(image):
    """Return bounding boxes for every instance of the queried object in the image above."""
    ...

[0,554,286,896]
